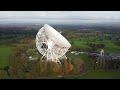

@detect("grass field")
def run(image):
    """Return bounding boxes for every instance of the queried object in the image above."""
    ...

[66,70,120,79]
[0,45,11,68]
[96,40,120,54]
[78,70,120,79]
[70,38,90,50]
[38,70,120,79]
[71,37,120,54]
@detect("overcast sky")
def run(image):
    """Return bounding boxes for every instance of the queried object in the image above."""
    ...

[0,11,120,24]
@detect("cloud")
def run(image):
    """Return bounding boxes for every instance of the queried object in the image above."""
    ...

[0,11,120,20]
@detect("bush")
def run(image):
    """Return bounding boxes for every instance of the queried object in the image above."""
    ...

[71,58,85,74]
[35,61,63,76]
[8,58,85,78]
[0,70,8,79]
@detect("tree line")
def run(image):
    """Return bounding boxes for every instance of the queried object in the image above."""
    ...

[6,39,86,79]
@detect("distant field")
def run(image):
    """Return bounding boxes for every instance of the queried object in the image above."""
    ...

[70,38,89,50]
[95,40,120,54]
[71,37,120,54]
[0,45,11,68]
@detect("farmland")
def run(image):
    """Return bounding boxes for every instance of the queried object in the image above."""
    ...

[69,36,120,54]
[0,45,11,69]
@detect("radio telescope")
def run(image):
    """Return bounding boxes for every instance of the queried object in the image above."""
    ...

[35,24,71,63]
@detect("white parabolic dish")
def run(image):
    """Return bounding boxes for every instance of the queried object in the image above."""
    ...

[44,24,71,48]
[35,24,71,62]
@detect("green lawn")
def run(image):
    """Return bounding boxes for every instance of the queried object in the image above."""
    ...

[0,45,11,68]
[74,41,89,49]
[37,70,120,79]
[71,37,120,54]
[62,70,120,79]
[26,49,42,58]
[71,38,90,50]
[95,40,120,54]
[78,70,120,79]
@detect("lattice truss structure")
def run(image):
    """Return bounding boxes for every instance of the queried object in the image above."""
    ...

[35,26,68,62]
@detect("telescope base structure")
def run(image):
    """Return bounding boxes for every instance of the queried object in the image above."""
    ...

[40,57,61,64]
[40,48,67,64]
